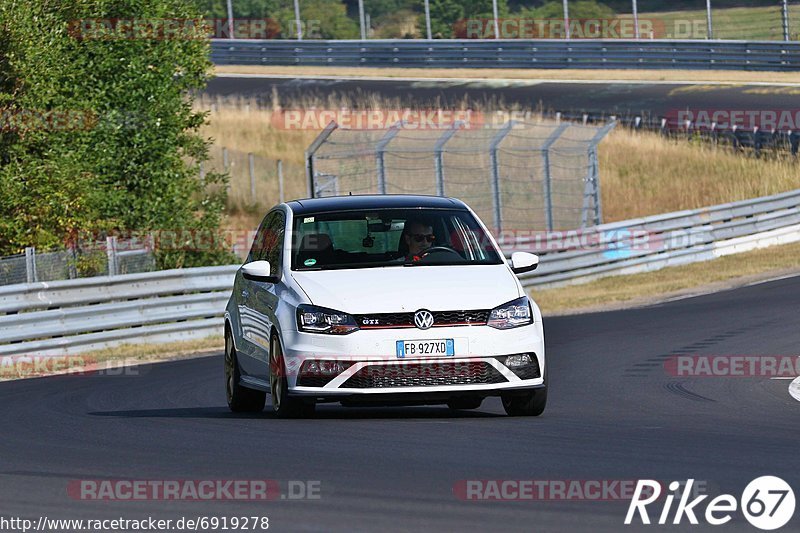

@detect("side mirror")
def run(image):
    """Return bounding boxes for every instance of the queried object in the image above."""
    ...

[242,260,275,282]
[510,252,539,275]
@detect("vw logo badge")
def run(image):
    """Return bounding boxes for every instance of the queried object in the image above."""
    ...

[414,310,434,330]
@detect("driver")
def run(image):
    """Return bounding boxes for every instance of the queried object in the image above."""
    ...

[402,218,436,261]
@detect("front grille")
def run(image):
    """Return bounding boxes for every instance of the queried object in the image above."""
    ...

[354,310,489,329]
[341,361,507,388]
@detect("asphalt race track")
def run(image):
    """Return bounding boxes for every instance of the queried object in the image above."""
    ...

[205,75,800,118]
[1,274,798,532]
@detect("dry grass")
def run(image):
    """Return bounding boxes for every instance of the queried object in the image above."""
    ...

[201,101,800,230]
[214,65,800,85]
[531,240,800,315]
[599,129,800,222]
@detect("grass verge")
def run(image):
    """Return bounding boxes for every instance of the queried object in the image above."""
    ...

[0,337,223,381]
[531,240,800,316]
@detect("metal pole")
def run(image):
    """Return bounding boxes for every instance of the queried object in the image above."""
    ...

[492,0,500,39]
[248,153,256,204]
[294,0,303,40]
[563,0,571,39]
[277,160,285,203]
[226,0,234,39]
[375,121,403,195]
[424,0,432,39]
[632,0,640,40]
[358,0,366,40]
[25,247,36,283]
[305,121,338,198]
[222,147,231,195]
[706,0,713,39]
[106,236,118,277]
[489,121,516,236]
[433,121,463,197]
[782,0,790,41]
[541,124,570,232]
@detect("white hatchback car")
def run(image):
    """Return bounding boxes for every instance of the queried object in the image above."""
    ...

[224,195,546,417]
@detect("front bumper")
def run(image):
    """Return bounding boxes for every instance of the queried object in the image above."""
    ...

[281,324,545,397]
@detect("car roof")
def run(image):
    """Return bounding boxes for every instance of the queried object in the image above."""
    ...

[286,195,468,216]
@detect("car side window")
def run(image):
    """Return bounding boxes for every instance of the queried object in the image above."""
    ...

[248,213,275,263]
[261,212,285,279]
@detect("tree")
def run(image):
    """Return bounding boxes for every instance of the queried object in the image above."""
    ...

[0,0,232,267]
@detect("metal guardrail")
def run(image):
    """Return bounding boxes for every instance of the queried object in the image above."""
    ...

[514,188,800,288]
[210,39,800,71]
[0,266,237,357]
[2,189,800,357]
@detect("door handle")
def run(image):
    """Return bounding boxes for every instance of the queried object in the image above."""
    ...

[241,289,249,298]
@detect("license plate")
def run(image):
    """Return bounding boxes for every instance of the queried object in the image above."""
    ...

[396,339,454,358]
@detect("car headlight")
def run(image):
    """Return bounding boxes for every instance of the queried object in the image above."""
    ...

[297,304,359,335]
[487,296,533,329]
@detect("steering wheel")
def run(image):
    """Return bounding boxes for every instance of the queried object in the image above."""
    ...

[417,245,464,263]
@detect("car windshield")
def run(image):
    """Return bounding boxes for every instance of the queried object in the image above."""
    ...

[291,208,503,271]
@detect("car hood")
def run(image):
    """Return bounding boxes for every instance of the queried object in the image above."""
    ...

[291,264,522,314]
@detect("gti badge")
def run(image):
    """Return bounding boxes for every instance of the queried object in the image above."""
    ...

[414,310,434,330]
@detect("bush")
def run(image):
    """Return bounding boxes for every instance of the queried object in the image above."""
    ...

[0,0,235,268]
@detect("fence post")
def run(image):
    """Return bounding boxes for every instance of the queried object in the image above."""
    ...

[541,124,570,231]
[706,0,713,39]
[68,246,78,280]
[375,121,404,195]
[106,236,118,277]
[25,247,37,283]
[581,121,618,227]
[433,121,463,196]
[305,121,339,198]
[222,147,231,195]
[248,152,256,204]
[277,159,285,203]
[489,121,515,236]
[782,0,790,41]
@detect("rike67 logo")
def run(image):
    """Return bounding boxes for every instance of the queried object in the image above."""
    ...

[626,477,795,530]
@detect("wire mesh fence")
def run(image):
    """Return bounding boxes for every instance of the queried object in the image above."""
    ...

[204,0,800,41]
[307,120,616,235]
[0,240,155,288]
[204,145,307,211]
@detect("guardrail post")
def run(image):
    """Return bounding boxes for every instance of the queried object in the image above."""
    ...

[376,121,404,195]
[106,236,118,277]
[433,121,463,196]
[541,124,570,231]
[489,121,516,235]
[25,247,37,283]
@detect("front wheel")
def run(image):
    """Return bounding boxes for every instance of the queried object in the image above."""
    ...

[225,330,266,413]
[269,335,315,418]
[501,386,547,417]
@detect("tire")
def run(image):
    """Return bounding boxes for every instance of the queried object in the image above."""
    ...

[269,334,315,419]
[447,396,483,410]
[501,386,547,417]
[225,329,266,413]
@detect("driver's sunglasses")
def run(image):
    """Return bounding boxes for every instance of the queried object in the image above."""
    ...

[412,233,436,243]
